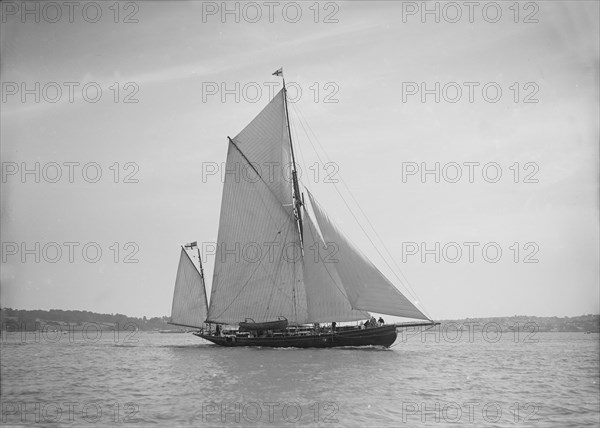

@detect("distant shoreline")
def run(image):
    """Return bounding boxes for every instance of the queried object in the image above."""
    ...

[1,308,598,333]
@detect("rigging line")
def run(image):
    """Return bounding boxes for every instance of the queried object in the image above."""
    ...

[288,108,314,195]
[330,172,424,311]
[281,86,305,249]
[279,95,291,187]
[302,177,429,319]
[292,105,415,283]
[307,188,416,303]
[290,114,362,319]
[291,201,300,323]
[296,119,431,318]
[291,103,430,317]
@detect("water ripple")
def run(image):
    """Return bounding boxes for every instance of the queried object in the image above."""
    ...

[1,332,598,427]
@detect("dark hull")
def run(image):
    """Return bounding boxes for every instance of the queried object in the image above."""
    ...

[195,325,397,348]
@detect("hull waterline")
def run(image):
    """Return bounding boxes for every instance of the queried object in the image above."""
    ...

[195,325,397,348]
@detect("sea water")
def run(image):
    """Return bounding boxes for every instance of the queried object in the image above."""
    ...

[1,329,598,427]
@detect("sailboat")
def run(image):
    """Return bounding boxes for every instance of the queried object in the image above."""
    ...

[169,69,437,348]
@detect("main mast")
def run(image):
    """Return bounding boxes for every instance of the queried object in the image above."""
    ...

[274,67,304,247]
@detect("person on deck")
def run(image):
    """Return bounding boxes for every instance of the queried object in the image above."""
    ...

[370,316,377,327]
[378,317,385,326]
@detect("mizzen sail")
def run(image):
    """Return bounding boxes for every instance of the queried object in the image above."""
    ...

[170,247,209,329]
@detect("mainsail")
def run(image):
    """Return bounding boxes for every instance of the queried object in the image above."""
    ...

[308,191,430,320]
[170,247,209,328]
[207,89,308,325]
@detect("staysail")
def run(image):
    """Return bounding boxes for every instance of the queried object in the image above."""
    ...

[307,191,430,320]
[170,247,209,328]
[302,210,370,322]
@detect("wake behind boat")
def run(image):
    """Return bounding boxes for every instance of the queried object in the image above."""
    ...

[168,68,438,348]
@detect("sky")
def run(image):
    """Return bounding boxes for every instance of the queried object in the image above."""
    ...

[1,1,598,320]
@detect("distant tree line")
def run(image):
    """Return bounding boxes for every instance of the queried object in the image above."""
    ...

[0,308,173,331]
[440,314,599,333]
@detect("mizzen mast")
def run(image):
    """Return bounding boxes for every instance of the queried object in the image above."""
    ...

[273,67,304,247]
